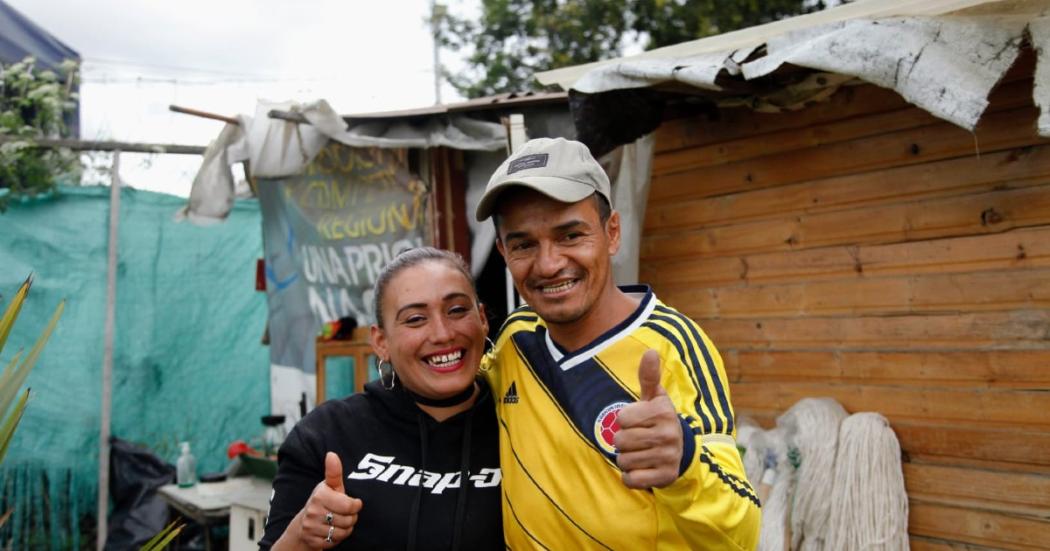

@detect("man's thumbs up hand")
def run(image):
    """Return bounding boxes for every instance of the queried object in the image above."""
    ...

[638,349,666,401]
[614,350,684,490]
[297,452,363,549]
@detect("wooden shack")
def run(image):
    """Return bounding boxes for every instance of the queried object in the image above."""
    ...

[642,50,1048,551]
[539,1,1050,548]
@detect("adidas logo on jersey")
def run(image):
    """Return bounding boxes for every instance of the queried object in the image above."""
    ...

[503,382,519,404]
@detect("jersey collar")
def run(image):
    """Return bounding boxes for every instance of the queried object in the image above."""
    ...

[543,285,655,371]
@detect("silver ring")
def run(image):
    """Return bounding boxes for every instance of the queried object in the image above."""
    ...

[325,525,335,543]
[324,511,334,525]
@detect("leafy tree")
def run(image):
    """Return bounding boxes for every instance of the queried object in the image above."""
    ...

[0,57,80,212]
[433,0,843,98]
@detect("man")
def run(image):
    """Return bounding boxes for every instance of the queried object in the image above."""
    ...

[476,137,761,550]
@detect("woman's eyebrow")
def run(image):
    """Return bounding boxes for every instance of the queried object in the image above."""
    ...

[395,303,427,318]
[395,293,471,317]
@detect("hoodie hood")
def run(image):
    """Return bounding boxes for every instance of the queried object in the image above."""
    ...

[362,377,493,427]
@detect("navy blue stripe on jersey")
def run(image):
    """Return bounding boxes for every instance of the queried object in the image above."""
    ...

[653,305,734,434]
[508,338,619,469]
[504,493,552,551]
[677,416,697,476]
[498,416,615,550]
[699,447,761,507]
[654,305,734,434]
[500,309,537,328]
[714,460,756,498]
[720,465,757,499]
[593,356,639,400]
[514,327,638,464]
[641,321,715,434]
[496,313,539,342]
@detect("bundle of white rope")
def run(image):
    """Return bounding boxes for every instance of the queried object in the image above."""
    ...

[737,418,796,551]
[777,397,848,551]
[736,418,766,484]
[759,427,792,551]
[826,412,910,551]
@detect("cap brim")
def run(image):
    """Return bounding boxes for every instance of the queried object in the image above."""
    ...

[475,177,596,222]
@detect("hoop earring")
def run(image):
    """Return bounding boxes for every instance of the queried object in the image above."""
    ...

[480,337,496,373]
[378,359,397,391]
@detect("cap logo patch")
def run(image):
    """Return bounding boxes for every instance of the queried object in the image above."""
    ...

[507,153,549,175]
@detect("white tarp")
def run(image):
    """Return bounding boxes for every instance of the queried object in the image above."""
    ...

[743,16,1030,130]
[563,12,1050,136]
[179,99,506,224]
[302,99,507,152]
[572,45,763,94]
[174,119,249,225]
[606,134,655,286]
[1033,16,1050,134]
[247,101,331,178]
[573,52,734,94]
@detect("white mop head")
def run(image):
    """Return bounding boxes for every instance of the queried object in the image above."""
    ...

[777,397,848,551]
[826,412,910,551]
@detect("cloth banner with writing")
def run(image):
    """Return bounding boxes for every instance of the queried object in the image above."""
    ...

[258,143,428,385]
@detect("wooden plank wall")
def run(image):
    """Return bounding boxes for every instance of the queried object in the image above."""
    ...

[640,52,1050,550]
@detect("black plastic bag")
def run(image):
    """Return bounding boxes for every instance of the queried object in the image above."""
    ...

[105,437,175,550]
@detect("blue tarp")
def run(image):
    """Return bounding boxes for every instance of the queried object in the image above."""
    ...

[0,186,269,548]
[0,0,79,71]
[0,0,80,137]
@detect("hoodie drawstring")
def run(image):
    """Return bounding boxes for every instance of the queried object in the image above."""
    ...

[449,404,475,550]
[407,412,428,551]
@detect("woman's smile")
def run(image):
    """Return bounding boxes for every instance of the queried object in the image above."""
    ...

[423,348,466,373]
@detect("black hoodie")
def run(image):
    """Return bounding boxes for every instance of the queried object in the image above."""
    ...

[259,379,503,550]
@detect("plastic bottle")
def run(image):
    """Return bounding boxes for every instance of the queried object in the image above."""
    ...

[176,441,197,488]
[261,415,287,457]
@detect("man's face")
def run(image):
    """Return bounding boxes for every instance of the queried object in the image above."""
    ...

[495,189,620,327]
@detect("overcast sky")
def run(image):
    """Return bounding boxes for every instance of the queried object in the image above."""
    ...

[7,0,471,196]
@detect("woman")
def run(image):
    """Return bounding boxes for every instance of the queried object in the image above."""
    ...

[260,247,502,550]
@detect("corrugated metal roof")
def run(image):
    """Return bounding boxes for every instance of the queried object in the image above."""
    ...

[344,90,567,121]
[536,0,1040,91]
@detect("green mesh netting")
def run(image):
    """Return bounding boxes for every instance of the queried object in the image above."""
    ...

[0,186,270,548]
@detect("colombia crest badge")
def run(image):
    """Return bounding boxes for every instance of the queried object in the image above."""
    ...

[594,402,628,454]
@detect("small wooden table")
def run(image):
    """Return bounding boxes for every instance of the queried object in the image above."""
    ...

[315,328,376,403]
[157,477,272,551]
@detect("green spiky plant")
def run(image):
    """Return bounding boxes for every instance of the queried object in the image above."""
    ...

[139,520,184,551]
[0,278,182,548]
[0,276,63,535]
[0,276,63,464]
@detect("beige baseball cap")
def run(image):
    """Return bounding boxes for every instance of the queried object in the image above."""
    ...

[475,137,611,222]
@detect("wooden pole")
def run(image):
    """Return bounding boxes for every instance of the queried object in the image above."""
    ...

[97,151,120,550]
[0,136,205,155]
[173,104,308,125]
[168,104,240,126]
[504,115,527,311]
[167,104,256,192]
[431,0,442,105]
[267,109,309,124]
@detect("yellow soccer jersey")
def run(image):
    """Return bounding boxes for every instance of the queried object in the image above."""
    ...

[482,286,761,551]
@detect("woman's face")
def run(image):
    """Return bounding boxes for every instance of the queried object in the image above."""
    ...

[371,260,488,400]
